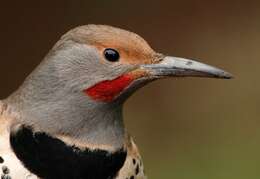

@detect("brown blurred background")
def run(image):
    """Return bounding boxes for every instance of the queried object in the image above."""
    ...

[0,0,259,178]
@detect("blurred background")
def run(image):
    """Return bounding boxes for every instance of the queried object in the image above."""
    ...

[0,0,259,178]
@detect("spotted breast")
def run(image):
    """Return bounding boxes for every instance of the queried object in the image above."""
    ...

[117,136,146,179]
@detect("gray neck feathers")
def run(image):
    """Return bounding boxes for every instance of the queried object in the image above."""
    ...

[6,41,127,149]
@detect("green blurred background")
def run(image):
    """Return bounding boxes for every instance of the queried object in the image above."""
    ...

[0,0,259,178]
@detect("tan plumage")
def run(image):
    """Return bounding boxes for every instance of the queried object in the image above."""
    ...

[0,101,36,179]
[117,136,146,179]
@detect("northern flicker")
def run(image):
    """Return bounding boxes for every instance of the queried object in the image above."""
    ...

[0,25,232,179]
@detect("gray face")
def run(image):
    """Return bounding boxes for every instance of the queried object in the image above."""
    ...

[23,25,160,105]
[6,25,232,150]
[41,42,134,98]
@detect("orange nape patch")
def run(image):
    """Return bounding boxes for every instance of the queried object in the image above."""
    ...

[84,74,134,102]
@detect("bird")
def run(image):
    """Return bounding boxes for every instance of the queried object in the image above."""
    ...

[0,24,232,179]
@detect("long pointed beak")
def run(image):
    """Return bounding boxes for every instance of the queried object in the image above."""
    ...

[141,56,233,79]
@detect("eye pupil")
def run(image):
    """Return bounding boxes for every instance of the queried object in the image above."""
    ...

[104,48,120,62]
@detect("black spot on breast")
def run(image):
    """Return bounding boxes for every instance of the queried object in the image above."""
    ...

[135,164,139,175]
[130,176,134,179]
[133,158,136,165]
[2,166,9,174]
[1,174,11,179]
[0,157,3,163]
[10,126,127,179]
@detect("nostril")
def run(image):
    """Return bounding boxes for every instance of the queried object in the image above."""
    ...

[186,61,193,66]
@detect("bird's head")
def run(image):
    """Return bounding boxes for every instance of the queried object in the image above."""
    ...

[38,25,231,104]
[8,25,232,149]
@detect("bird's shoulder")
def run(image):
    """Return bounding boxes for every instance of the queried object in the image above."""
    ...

[117,135,146,179]
[0,101,146,179]
[0,101,37,179]
[0,101,9,133]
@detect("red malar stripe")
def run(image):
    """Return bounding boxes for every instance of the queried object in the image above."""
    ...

[84,74,134,102]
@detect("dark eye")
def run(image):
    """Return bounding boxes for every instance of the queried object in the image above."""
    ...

[104,48,120,62]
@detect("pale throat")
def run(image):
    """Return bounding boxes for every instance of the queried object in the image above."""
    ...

[68,104,126,151]
[7,88,127,151]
